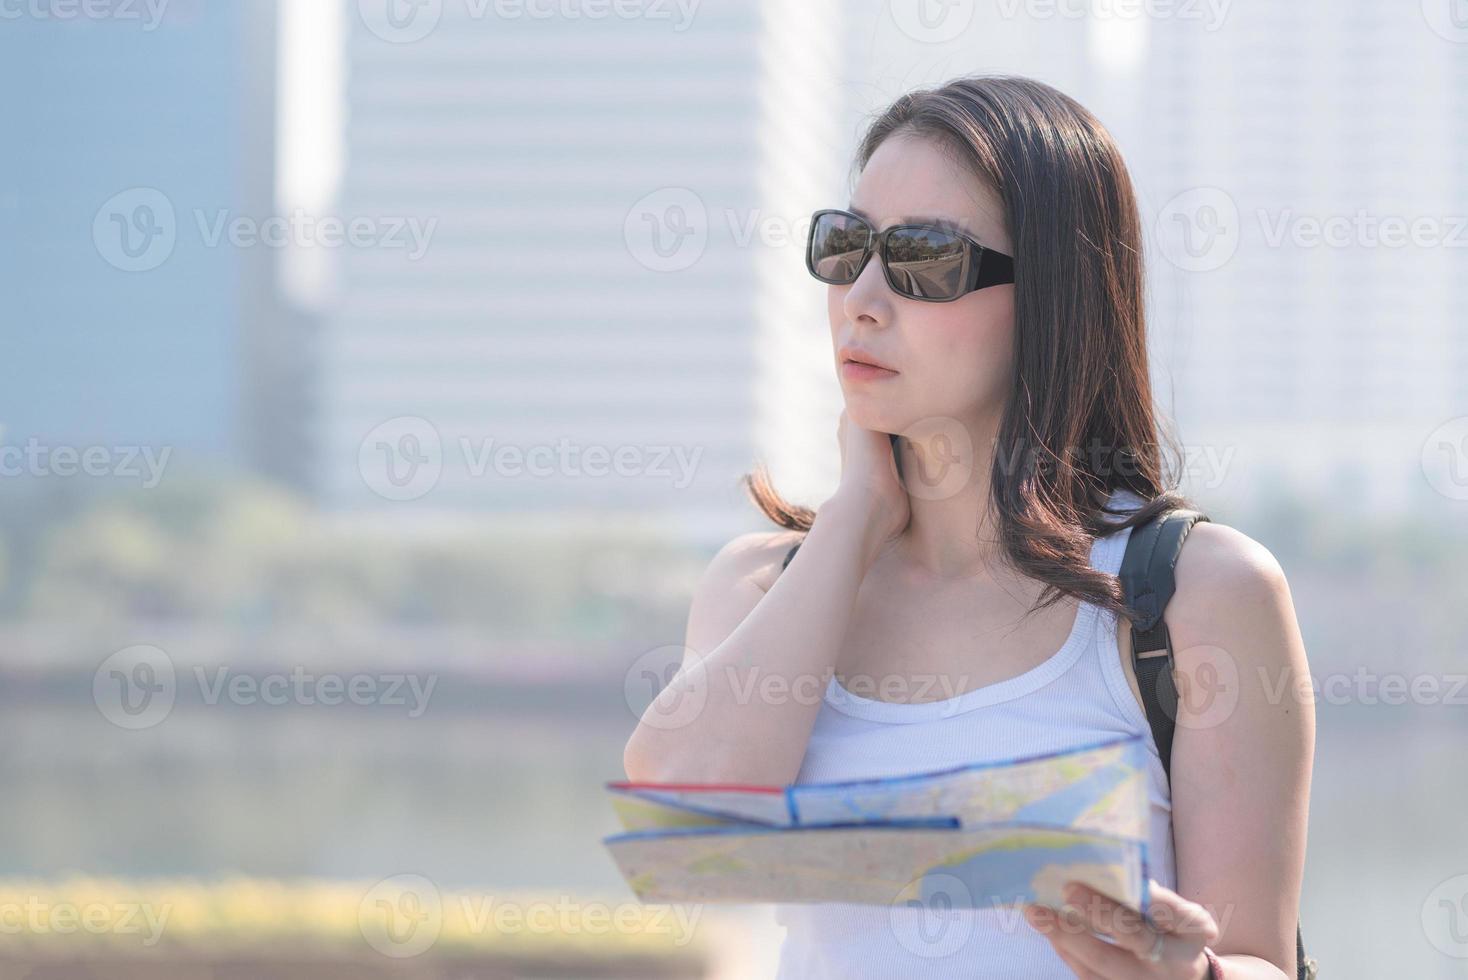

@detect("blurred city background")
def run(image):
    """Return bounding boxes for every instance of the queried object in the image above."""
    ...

[0,0,1465,976]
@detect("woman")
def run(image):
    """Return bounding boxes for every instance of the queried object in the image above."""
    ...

[623,74,1313,979]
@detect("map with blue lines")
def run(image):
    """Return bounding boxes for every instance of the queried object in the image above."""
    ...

[603,734,1154,913]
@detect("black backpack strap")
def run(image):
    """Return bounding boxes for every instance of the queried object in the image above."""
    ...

[1120,508,1209,778]
[1121,507,1316,980]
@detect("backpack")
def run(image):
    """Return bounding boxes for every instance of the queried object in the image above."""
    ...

[778,505,1318,978]
[1121,507,1317,980]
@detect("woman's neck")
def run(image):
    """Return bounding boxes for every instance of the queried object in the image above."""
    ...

[891,414,1009,581]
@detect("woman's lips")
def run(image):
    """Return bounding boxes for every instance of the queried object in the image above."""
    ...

[840,360,899,381]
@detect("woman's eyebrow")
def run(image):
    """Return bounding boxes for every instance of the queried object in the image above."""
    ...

[846,204,978,239]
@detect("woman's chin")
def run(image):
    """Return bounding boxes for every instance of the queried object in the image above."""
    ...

[841,402,902,435]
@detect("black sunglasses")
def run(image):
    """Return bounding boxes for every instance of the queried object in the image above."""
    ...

[805,208,1014,302]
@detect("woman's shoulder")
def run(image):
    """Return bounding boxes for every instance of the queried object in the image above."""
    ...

[1176,520,1289,608]
[692,527,807,599]
[751,531,810,592]
[1169,519,1301,672]
[683,528,807,658]
[1105,487,1291,628]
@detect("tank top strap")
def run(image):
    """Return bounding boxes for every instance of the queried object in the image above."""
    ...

[1091,486,1148,577]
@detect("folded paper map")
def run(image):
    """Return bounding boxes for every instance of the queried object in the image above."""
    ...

[602,733,1154,914]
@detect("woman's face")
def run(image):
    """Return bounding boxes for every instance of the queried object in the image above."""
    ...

[828,133,1015,437]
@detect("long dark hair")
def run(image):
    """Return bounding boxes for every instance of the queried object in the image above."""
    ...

[741,74,1199,623]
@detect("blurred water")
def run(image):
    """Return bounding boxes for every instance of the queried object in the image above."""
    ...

[1,696,1463,977]
[0,695,633,892]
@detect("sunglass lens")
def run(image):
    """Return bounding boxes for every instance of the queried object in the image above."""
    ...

[808,212,871,283]
[884,227,967,300]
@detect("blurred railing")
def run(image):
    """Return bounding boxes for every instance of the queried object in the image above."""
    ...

[0,877,758,979]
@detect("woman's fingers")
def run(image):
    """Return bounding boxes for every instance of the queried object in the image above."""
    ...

[1025,904,1140,978]
[1026,880,1221,978]
[1056,882,1162,959]
[1131,880,1221,945]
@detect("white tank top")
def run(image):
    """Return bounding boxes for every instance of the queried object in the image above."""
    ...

[773,487,1176,980]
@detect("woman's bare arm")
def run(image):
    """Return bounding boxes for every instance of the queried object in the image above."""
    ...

[621,492,890,786]
[1167,521,1315,978]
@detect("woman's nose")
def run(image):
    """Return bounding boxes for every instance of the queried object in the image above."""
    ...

[842,251,892,324]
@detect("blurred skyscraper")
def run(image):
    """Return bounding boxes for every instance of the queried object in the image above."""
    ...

[1113,2,1468,515]
[313,0,851,545]
[0,1,289,480]
[309,0,1465,537]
